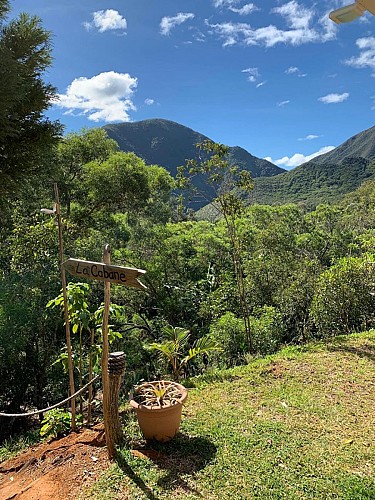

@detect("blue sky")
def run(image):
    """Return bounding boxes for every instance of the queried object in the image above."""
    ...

[10,0,375,169]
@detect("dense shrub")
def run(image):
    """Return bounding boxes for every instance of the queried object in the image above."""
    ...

[209,306,284,366]
[310,255,375,337]
[209,312,247,367]
[249,306,284,355]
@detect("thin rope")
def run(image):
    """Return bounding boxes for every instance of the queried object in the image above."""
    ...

[0,374,101,418]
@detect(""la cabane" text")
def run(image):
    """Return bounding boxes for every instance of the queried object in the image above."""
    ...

[63,258,146,289]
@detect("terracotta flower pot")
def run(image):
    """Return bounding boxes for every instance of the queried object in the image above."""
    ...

[129,380,188,442]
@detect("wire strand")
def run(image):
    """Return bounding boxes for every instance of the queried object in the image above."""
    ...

[0,375,101,418]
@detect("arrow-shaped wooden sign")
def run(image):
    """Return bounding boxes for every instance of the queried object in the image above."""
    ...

[63,258,146,290]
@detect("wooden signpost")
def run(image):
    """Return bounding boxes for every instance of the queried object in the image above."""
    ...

[64,246,146,459]
[63,258,147,289]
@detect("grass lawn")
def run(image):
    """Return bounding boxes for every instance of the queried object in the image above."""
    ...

[82,331,373,498]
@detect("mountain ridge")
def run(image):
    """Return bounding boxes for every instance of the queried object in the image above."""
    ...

[103,118,285,179]
[103,118,375,211]
[310,124,375,165]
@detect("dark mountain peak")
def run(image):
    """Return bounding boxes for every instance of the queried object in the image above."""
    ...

[103,119,285,179]
[108,118,203,138]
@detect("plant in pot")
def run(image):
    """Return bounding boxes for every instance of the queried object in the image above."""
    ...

[130,325,221,442]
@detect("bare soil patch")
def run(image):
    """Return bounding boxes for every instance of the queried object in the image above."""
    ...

[0,425,111,500]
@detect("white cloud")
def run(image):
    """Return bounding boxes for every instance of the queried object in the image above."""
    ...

[160,13,195,35]
[213,0,258,14]
[242,67,260,82]
[207,1,336,48]
[241,67,266,87]
[230,4,258,16]
[221,34,237,47]
[56,71,138,123]
[84,9,127,33]
[144,98,154,105]
[270,146,335,168]
[298,134,320,141]
[271,1,313,30]
[345,37,375,76]
[318,9,337,43]
[277,100,290,107]
[190,27,206,42]
[318,92,349,104]
[285,66,306,77]
[213,0,240,7]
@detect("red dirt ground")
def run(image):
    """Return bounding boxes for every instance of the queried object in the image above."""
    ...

[0,425,112,500]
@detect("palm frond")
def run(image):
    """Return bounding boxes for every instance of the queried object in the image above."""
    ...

[162,325,190,347]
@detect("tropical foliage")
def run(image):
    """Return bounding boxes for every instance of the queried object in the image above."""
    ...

[146,325,221,381]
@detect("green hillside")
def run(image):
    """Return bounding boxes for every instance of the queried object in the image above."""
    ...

[245,124,375,208]
[249,157,375,207]
[198,156,375,219]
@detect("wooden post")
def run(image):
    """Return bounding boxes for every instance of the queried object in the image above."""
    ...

[101,244,116,458]
[54,183,76,430]
[108,351,126,444]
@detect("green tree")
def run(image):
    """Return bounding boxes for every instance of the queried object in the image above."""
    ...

[55,128,119,215]
[0,0,62,195]
[58,151,171,262]
[249,305,283,355]
[178,141,254,350]
[340,179,375,242]
[302,204,351,266]
[79,152,151,217]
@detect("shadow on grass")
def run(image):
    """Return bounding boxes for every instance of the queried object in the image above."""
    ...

[115,451,157,500]
[326,338,375,363]
[117,433,217,497]
[152,433,217,493]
